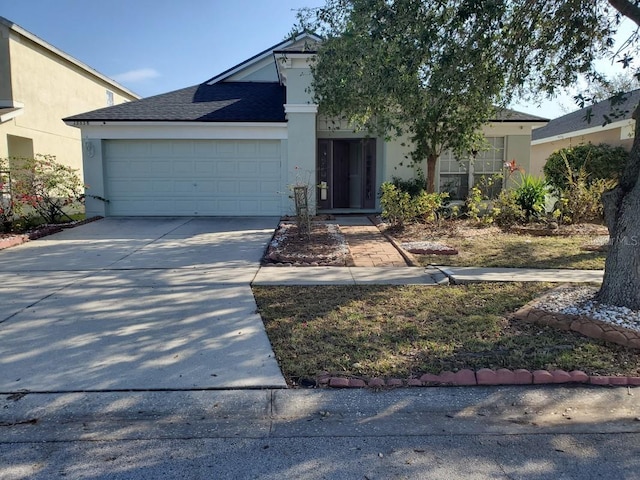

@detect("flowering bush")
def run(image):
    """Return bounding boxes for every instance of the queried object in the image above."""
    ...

[0,158,15,232]
[11,154,84,224]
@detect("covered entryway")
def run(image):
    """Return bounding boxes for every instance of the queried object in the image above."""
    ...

[103,139,282,216]
[317,138,376,211]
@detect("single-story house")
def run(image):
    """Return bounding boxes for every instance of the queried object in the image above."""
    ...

[0,16,139,173]
[65,33,547,218]
[530,89,640,177]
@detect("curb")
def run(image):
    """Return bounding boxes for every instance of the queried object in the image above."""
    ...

[315,369,640,389]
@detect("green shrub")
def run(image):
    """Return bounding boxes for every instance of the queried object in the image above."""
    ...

[515,175,548,221]
[491,189,525,228]
[543,143,628,192]
[391,175,428,198]
[464,174,503,223]
[380,181,447,227]
[554,159,615,224]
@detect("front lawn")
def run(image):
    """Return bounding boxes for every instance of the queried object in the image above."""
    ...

[253,283,640,386]
[390,221,607,269]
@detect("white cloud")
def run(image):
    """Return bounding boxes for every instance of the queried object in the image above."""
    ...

[111,68,161,83]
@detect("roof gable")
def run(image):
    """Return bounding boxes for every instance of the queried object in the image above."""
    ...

[492,108,548,123]
[206,32,321,85]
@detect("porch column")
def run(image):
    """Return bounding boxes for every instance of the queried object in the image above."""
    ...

[80,137,107,217]
[284,104,318,215]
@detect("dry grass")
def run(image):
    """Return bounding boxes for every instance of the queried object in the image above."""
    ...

[253,283,640,386]
[391,221,607,269]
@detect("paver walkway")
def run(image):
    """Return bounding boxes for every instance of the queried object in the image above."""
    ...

[339,221,407,267]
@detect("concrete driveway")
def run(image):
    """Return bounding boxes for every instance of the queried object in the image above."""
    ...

[0,217,287,391]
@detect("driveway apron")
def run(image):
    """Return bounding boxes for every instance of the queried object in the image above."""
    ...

[0,217,287,391]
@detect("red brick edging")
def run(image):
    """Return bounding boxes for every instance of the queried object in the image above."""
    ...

[316,369,640,389]
[511,284,640,350]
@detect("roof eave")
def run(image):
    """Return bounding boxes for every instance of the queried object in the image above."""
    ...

[532,117,635,144]
[64,120,288,127]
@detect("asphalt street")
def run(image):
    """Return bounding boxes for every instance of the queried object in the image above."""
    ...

[2,386,639,479]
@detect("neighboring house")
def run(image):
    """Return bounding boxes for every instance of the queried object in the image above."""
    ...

[530,89,640,177]
[65,33,547,218]
[0,16,139,174]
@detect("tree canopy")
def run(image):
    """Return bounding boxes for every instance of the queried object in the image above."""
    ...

[297,0,620,191]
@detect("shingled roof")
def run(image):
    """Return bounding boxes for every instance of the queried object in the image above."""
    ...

[492,108,548,122]
[532,89,640,141]
[64,82,286,123]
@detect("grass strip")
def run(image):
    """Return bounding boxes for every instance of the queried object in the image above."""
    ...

[253,283,639,385]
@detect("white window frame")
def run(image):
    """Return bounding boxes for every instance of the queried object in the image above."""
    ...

[439,137,506,199]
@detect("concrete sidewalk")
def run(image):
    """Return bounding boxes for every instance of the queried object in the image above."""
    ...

[436,266,604,284]
[253,265,603,286]
[253,266,448,285]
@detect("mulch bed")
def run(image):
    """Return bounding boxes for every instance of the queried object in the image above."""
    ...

[262,222,351,266]
[0,216,103,250]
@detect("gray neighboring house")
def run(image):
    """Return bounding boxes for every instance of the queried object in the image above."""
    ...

[66,33,547,218]
[530,89,640,177]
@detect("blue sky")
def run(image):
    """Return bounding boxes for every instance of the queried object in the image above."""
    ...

[0,0,633,119]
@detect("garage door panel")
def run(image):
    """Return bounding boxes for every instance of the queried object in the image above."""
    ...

[150,142,172,156]
[104,139,282,216]
[171,142,195,156]
[215,141,236,155]
[216,161,236,176]
[260,180,280,193]
[105,141,150,157]
[173,181,196,193]
[215,181,237,194]
[237,142,258,156]
[260,160,280,175]
[238,162,258,175]
[259,142,280,157]
[195,161,215,175]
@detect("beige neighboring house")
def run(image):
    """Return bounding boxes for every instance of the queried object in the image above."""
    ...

[530,89,639,177]
[0,16,139,175]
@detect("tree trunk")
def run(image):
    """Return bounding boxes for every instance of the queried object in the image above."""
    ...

[596,103,640,310]
[426,154,437,193]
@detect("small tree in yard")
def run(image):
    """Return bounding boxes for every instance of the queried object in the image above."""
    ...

[11,154,84,224]
[296,0,507,193]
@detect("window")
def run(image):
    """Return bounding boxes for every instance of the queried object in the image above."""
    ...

[106,90,114,106]
[439,137,505,200]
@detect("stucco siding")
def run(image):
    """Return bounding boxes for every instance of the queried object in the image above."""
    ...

[0,27,137,175]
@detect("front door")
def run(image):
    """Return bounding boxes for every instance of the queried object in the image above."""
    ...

[317,139,376,210]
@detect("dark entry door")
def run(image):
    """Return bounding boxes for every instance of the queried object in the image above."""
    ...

[316,139,376,210]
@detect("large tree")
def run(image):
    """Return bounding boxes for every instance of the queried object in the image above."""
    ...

[297,0,509,193]
[300,0,640,310]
